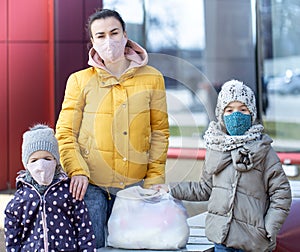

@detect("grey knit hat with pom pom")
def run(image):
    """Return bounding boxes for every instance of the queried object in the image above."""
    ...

[22,124,60,167]
[215,79,257,124]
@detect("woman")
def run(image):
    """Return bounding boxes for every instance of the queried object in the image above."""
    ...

[55,9,169,248]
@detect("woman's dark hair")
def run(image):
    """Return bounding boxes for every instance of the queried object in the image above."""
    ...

[87,9,126,39]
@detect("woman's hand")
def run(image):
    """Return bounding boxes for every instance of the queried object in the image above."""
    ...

[150,184,169,193]
[70,175,89,201]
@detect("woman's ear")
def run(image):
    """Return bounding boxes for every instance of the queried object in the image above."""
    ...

[124,31,128,39]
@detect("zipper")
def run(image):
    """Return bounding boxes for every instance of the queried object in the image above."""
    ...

[41,195,49,252]
[106,187,112,200]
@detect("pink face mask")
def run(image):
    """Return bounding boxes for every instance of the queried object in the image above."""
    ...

[93,36,128,63]
[26,159,56,186]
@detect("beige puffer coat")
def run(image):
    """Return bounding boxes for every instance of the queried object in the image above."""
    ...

[170,135,291,252]
[56,40,169,189]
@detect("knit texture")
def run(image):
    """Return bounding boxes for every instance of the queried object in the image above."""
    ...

[22,124,60,167]
[215,79,257,124]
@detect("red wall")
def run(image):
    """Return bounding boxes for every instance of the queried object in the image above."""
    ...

[0,0,55,190]
[0,0,102,190]
[54,0,102,119]
[0,0,8,190]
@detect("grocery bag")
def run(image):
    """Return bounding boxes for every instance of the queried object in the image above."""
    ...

[107,186,190,250]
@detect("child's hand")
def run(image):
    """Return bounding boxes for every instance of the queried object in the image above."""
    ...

[150,184,169,193]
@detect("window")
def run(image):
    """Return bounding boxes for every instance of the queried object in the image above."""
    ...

[103,0,300,159]
[258,0,300,153]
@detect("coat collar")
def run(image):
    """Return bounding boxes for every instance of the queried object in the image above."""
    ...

[205,134,272,175]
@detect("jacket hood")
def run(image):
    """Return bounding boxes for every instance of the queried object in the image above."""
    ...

[88,39,148,72]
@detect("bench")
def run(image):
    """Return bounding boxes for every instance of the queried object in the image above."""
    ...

[290,180,300,198]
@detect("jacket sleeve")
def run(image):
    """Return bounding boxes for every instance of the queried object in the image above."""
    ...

[4,198,22,252]
[56,73,90,178]
[169,164,212,201]
[144,72,170,188]
[73,199,96,251]
[263,148,292,241]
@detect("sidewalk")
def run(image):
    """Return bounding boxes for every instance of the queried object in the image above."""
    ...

[0,191,15,249]
[0,191,15,229]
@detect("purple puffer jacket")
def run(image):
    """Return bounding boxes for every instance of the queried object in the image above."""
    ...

[4,172,96,252]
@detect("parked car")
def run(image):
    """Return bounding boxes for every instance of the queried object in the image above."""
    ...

[274,197,300,251]
[267,69,300,95]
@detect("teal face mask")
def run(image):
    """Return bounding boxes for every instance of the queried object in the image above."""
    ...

[223,111,252,136]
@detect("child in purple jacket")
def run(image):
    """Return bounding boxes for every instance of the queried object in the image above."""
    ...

[4,124,96,252]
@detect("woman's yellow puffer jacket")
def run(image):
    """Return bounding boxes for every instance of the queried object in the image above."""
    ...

[56,64,169,189]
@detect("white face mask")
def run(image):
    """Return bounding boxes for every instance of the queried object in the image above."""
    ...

[26,159,56,186]
[93,36,127,63]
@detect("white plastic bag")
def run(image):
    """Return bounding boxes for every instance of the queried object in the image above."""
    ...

[107,186,190,250]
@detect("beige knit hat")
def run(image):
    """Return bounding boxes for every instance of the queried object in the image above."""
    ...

[215,79,257,124]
